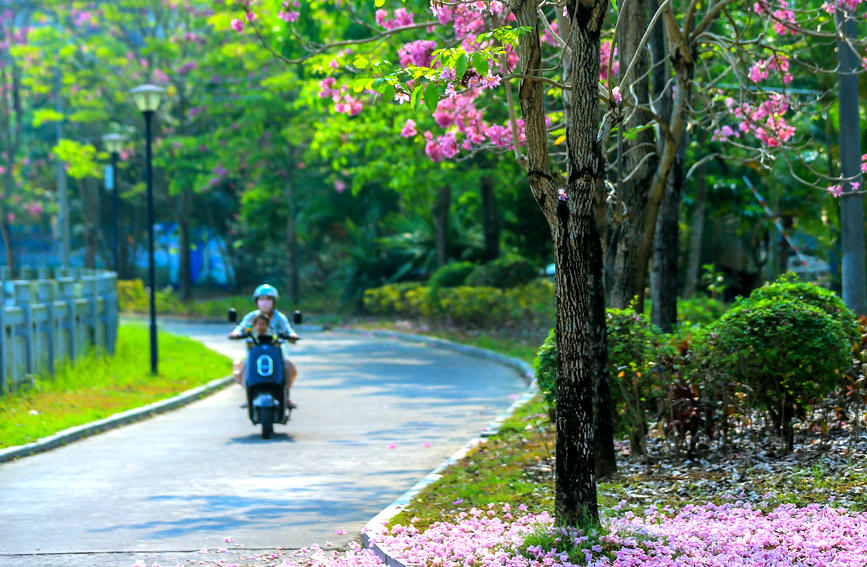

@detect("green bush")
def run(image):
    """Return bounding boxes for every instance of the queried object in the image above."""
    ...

[362,282,425,317]
[118,279,149,313]
[465,255,538,289]
[533,328,557,419]
[429,262,477,288]
[747,272,857,341]
[677,295,729,329]
[704,295,851,448]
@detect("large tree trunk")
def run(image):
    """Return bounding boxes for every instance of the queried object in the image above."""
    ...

[682,163,707,298]
[480,176,500,261]
[651,146,684,332]
[179,189,193,300]
[432,185,450,268]
[607,0,658,310]
[286,176,299,304]
[838,11,867,315]
[511,0,610,528]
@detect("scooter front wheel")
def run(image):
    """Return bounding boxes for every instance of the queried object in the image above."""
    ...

[261,411,273,439]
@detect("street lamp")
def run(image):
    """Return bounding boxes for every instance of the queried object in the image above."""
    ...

[102,132,125,275]
[131,83,165,376]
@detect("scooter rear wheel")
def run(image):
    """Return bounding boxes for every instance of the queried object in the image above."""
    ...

[261,411,273,439]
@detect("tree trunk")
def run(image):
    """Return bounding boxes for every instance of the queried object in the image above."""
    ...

[480,176,500,261]
[607,0,658,311]
[432,185,450,268]
[837,11,867,315]
[286,177,299,304]
[777,214,793,276]
[556,0,617,482]
[179,189,193,300]
[651,144,684,332]
[0,171,15,275]
[510,0,609,528]
[682,163,707,298]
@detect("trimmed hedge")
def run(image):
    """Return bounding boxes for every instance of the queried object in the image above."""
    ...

[465,256,538,289]
[363,278,554,329]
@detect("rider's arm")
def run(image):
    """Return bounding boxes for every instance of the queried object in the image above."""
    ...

[274,312,299,341]
[230,311,255,337]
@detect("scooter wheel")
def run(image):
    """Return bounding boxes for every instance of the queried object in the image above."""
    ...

[261,412,273,439]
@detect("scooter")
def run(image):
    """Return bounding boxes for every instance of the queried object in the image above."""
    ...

[228,309,302,439]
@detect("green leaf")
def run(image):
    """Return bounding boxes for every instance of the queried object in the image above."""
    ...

[374,0,386,6]
[411,83,424,110]
[455,53,468,80]
[472,52,489,76]
[424,82,439,113]
[353,55,369,69]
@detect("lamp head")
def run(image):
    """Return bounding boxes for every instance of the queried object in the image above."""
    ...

[102,133,126,154]
[130,84,165,113]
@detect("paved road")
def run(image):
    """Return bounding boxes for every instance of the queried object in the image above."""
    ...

[0,323,527,567]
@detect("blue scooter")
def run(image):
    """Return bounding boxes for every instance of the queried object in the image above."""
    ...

[228,309,302,439]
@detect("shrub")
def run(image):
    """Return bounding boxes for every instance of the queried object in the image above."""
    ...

[704,295,850,450]
[117,279,148,312]
[362,282,425,317]
[429,262,477,288]
[747,272,857,341]
[465,255,538,289]
[533,328,557,419]
[677,295,728,329]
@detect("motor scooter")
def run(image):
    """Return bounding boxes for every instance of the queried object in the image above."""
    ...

[228,309,302,439]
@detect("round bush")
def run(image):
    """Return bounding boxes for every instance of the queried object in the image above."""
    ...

[465,256,538,289]
[747,273,857,341]
[533,328,557,414]
[429,262,477,288]
[705,295,850,436]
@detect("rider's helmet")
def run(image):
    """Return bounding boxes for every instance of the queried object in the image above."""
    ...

[253,283,279,302]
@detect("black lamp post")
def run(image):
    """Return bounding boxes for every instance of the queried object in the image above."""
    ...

[102,132,125,274]
[131,83,165,376]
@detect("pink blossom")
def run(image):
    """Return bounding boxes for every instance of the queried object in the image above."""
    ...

[401,119,417,138]
[827,184,843,198]
[230,18,244,32]
[612,86,622,103]
[558,188,567,201]
[398,40,437,68]
[334,180,347,193]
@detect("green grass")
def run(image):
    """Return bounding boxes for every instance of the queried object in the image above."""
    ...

[0,323,232,448]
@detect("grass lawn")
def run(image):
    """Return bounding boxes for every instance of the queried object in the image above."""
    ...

[0,322,231,448]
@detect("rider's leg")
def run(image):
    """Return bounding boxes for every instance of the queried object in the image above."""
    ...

[234,359,246,386]
[283,357,297,408]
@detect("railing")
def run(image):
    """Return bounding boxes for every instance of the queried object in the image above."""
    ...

[1,267,118,393]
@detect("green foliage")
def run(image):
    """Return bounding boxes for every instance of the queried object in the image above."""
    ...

[747,272,858,340]
[429,262,476,288]
[364,278,554,329]
[677,295,729,329]
[465,255,539,289]
[704,295,850,420]
[533,328,557,414]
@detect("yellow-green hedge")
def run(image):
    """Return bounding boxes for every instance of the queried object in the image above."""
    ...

[363,278,554,328]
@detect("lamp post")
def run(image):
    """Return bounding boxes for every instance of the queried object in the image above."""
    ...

[130,84,165,375]
[102,133,125,275]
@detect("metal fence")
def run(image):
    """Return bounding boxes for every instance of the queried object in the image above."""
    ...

[1,267,118,393]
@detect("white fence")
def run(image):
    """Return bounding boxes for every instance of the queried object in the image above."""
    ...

[1,267,118,393]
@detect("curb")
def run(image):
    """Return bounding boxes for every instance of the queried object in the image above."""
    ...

[0,375,234,464]
[345,328,538,567]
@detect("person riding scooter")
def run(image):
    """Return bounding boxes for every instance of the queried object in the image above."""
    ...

[230,284,300,408]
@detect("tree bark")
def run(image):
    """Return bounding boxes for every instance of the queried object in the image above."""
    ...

[651,144,684,332]
[511,0,610,528]
[432,185,450,268]
[682,163,706,298]
[480,176,500,261]
[607,0,658,310]
[837,11,866,315]
[83,178,100,269]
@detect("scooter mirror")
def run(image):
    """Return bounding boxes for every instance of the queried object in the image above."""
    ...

[293,310,303,325]
[228,308,237,323]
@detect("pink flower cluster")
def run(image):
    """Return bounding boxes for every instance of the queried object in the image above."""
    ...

[278,0,300,23]
[398,40,437,68]
[722,93,795,147]
[318,77,363,116]
[752,0,796,34]
[375,8,414,30]
[748,54,792,84]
